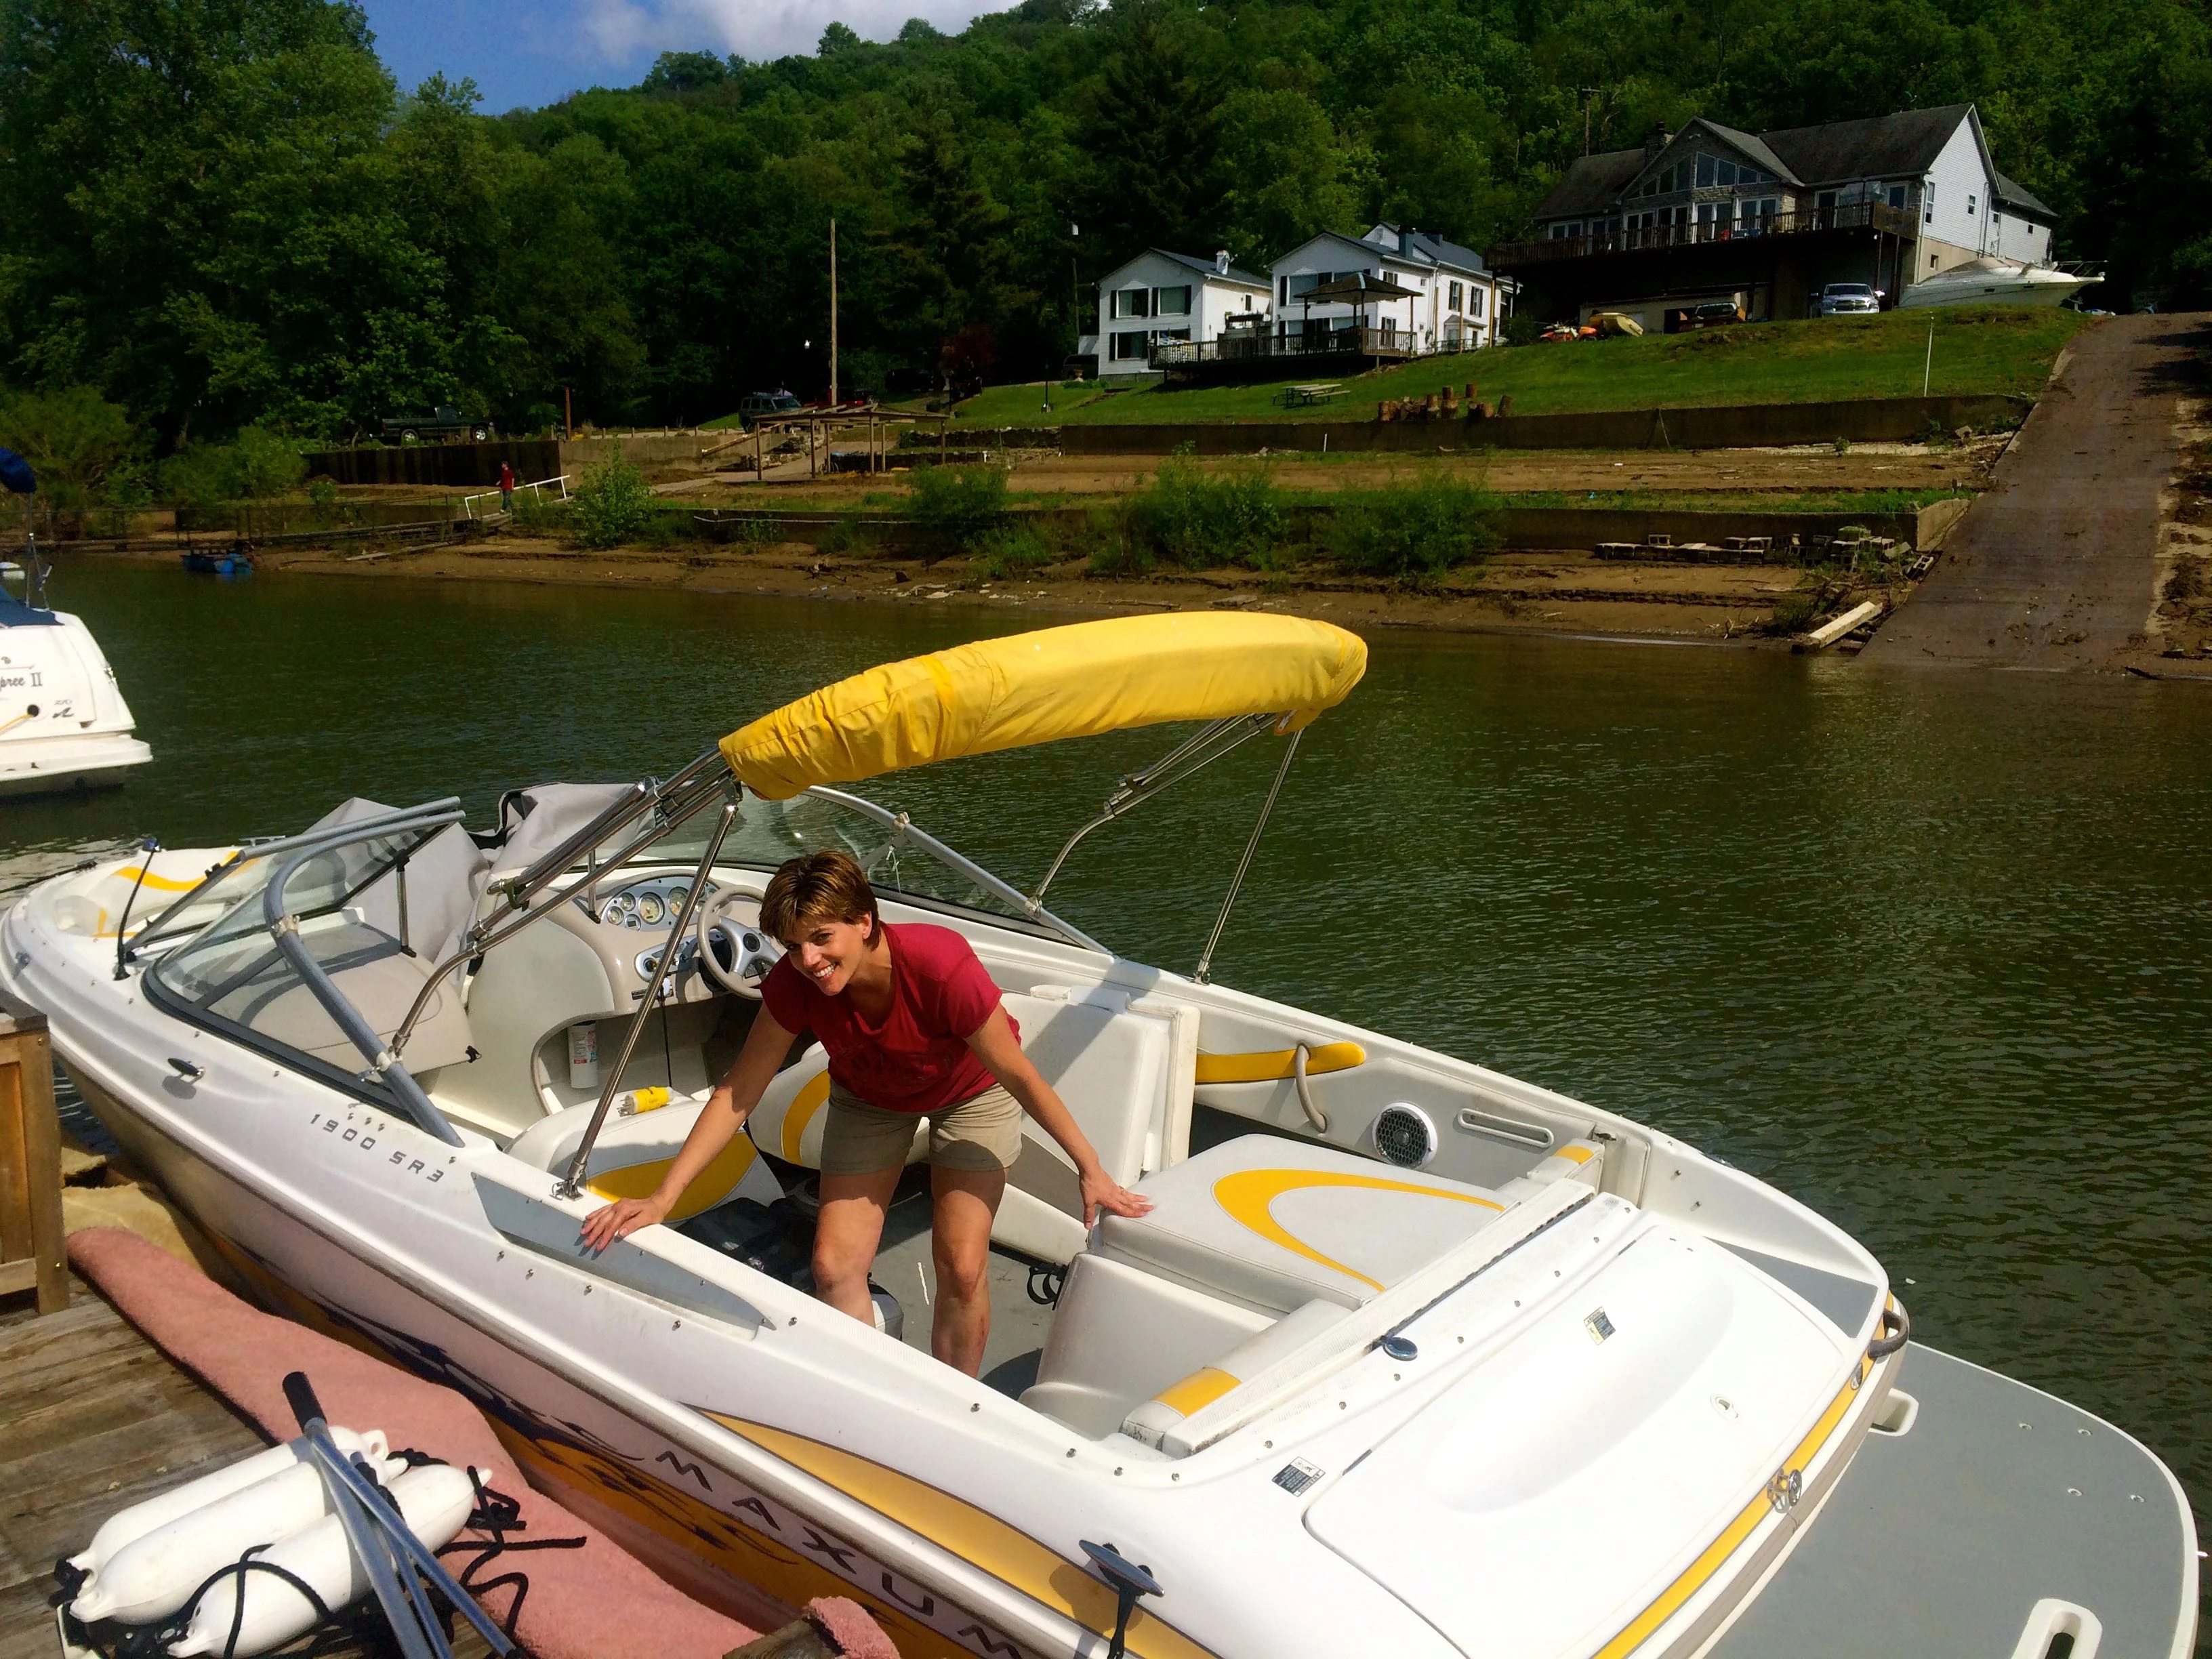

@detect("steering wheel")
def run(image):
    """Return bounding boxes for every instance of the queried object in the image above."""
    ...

[696,888,783,998]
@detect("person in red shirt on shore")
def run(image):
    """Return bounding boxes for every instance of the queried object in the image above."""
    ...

[579,850,1148,1375]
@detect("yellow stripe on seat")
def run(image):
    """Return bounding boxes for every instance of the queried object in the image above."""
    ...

[587,1134,758,1221]
[1557,1143,1597,1165]
[1212,1168,1501,1292]
[1193,1042,1366,1085]
[779,1071,833,1164]
[1153,1366,1242,1418]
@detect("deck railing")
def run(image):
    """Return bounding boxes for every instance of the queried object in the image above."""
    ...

[1150,328,1478,371]
[1490,200,1919,267]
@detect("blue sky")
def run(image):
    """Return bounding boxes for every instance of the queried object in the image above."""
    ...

[361,0,1005,112]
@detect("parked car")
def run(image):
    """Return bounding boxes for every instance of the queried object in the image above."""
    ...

[379,405,492,444]
[1818,283,1883,316]
[735,390,804,427]
[1679,300,1745,329]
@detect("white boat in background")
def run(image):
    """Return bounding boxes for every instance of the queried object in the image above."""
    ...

[1899,256,2103,309]
[0,556,153,798]
[3,615,2196,1659]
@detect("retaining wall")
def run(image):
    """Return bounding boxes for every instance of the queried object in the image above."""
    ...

[693,497,1963,556]
[303,433,727,487]
[933,394,2026,457]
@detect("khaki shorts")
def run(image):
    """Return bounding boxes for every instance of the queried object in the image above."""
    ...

[819,1082,1025,1176]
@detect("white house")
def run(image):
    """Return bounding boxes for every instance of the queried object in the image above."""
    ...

[1092,249,1271,380]
[1267,226,1504,353]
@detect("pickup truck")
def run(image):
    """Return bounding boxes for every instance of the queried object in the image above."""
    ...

[380,406,493,444]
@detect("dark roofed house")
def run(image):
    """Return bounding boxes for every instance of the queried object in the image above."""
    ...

[1488,104,2058,330]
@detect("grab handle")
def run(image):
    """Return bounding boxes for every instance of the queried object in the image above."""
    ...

[1868,1301,1910,1360]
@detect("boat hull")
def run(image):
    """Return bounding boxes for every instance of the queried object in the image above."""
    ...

[63,1061,1042,1659]
[0,733,152,798]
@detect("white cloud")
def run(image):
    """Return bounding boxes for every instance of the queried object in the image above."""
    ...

[575,0,1006,66]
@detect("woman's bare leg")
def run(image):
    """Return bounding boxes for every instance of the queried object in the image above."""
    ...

[929,1164,1006,1376]
[813,1165,904,1324]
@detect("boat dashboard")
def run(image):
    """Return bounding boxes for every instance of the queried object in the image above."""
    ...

[580,874,709,931]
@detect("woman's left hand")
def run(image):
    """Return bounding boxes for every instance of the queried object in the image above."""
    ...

[1080,1164,1152,1225]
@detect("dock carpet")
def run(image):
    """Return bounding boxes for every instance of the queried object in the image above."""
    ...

[65,1227,899,1659]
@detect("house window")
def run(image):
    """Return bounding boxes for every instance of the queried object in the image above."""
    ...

[1717,160,1738,186]
[1111,288,1150,320]
[1925,185,1935,224]
[1470,287,1486,319]
[1967,194,1977,216]
[1109,331,1149,360]
[1887,184,1907,210]
[1156,285,1191,316]
[1551,224,1570,239]
[1696,155,1716,186]
[1287,272,1322,297]
[1448,281,1464,310]
[1156,327,1189,342]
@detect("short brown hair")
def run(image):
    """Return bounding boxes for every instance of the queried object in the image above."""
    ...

[760,850,880,945]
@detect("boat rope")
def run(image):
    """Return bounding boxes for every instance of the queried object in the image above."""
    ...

[432,1466,585,1642]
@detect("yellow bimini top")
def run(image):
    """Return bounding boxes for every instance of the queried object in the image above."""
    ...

[720,613,1368,800]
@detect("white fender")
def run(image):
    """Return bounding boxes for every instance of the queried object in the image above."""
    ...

[168,1464,480,1658]
[71,1453,407,1625]
[69,1429,391,1577]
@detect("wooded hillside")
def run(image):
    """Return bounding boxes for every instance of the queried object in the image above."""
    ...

[1,0,2205,447]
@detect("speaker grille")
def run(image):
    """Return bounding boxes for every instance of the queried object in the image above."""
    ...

[1373,1105,1436,1168]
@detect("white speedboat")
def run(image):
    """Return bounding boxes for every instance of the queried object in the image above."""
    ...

[0,556,152,798]
[5,615,2195,1659]
[1898,256,2103,309]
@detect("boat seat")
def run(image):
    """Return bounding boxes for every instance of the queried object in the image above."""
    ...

[506,1092,783,1220]
[744,982,1197,1263]
[1122,1298,1349,1452]
[1093,1134,1513,1315]
[226,920,476,1075]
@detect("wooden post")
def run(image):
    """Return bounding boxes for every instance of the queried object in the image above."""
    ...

[0,990,66,1315]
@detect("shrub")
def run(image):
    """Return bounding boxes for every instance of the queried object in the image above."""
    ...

[1130,447,1284,567]
[975,523,1053,579]
[1326,473,1500,580]
[510,486,566,535]
[571,452,655,548]
[1769,593,1821,634]
[907,461,1008,554]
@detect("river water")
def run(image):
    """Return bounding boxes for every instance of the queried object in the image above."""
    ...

[12,559,2209,1625]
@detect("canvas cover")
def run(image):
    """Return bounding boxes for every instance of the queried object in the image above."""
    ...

[719,613,1368,800]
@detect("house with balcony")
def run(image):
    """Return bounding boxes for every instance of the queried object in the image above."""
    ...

[1271,225,1505,354]
[1141,224,1509,386]
[1488,104,2058,329]
[1092,249,1271,381]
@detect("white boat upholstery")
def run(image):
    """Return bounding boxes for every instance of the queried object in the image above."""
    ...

[221,919,477,1075]
[1122,1297,1348,1450]
[1021,1252,1271,1439]
[1093,1134,1513,1314]
[743,982,1197,1263]
[508,1093,783,1219]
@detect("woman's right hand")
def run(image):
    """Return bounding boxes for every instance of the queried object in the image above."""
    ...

[579,1193,670,1253]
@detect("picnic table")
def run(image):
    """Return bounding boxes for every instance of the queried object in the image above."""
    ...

[1279,382,1345,408]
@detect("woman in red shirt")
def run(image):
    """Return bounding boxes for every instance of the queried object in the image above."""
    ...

[580,851,1149,1376]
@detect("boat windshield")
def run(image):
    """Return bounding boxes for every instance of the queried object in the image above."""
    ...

[147,824,454,1092]
[623,788,1082,944]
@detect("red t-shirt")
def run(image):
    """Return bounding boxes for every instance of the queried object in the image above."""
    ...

[759,922,1016,1115]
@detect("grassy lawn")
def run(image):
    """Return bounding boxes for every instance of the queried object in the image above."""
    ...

[940,380,1110,424]
[954,308,2086,426]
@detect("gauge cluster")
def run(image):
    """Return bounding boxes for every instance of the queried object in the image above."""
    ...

[590,876,716,930]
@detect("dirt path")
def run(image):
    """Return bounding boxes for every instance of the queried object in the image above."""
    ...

[1864,314,2208,669]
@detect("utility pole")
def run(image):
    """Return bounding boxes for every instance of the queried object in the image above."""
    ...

[829,219,839,408]
[1070,222,1081,363]
[562,386,573,440]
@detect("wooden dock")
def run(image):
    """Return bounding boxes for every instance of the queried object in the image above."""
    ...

[0,1279,497,1659]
